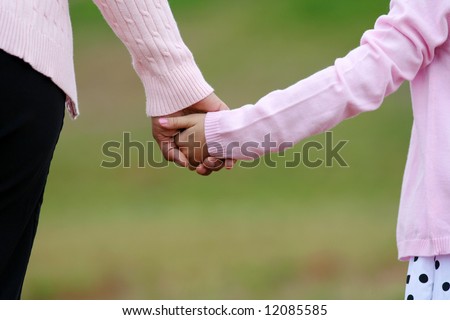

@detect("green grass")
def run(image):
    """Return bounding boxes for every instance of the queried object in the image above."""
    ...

[28,208,402,299]
[23,0,410,299]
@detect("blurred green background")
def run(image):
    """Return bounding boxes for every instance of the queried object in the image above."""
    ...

[23,0,413,299]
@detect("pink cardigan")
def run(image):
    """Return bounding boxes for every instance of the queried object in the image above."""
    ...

[0,0,213,118]
[205,0,450,260]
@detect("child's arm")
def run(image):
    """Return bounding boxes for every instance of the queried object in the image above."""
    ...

[200,0,450,160]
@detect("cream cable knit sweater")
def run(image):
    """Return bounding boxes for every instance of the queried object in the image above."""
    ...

[0,0,213,118]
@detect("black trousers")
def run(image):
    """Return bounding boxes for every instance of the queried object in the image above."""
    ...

[0,50,65,299]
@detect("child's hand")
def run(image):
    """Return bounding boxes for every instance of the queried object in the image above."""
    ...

[159,114,236,175]
[159,114,209,170]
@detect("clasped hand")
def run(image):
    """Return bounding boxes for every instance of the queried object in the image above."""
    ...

[152,93,233,175]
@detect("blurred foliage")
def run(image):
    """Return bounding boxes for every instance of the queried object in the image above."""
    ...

[24,0,410,299]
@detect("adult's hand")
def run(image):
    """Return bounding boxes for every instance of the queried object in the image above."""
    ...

[152,93,233,175]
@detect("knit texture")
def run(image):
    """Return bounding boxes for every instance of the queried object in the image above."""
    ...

[0,0,213,118]
[94,0,213,116]
[0,1,77,116]
[205,0,450,260]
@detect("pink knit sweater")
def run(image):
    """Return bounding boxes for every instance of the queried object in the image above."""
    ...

[205,0,450,260]
[0,0,213,118]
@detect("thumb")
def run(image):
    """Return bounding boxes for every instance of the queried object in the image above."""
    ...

[217,101,229,111]
[158,115,199,130]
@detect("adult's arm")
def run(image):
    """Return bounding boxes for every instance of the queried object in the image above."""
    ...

[93,0,227,172]
[93,0,213,116]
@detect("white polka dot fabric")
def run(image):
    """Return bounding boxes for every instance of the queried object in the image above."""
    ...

[405,255,450,300]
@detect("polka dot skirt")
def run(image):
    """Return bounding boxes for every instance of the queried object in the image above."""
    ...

[405,255,450,300]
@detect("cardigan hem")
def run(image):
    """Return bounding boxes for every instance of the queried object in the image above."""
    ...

[0,6,79,119]
[398,237,450,261]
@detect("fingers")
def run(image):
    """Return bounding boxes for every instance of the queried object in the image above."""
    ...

[202,157,236,170]
[195,165,213,176]
[160,139,189,168]
[195,160,236,176]
[159,114,200,131]
[193,157,237,176]
[202,157,225,171]
[154,111,235,176]
[224,159,237,169]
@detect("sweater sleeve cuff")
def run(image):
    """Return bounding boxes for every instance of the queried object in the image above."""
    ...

[205,110,229,158]
[140,60,214,117]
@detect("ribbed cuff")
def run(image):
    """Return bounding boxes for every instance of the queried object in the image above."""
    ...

[397,236,450,261]
[205,110,229,158]
[140,60,214,117]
